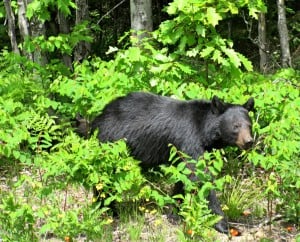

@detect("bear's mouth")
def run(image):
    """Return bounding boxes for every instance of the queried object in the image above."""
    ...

[237,140,254,150]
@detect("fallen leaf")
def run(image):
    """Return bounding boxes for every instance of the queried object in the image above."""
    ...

[230,228,241,236]
[243,209,251,216]
[65,236,71,242]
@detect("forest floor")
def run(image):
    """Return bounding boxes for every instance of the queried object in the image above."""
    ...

[109,211,298,242]
[44,210,298,242]
[0,168,299,242]
[42,187,299,242]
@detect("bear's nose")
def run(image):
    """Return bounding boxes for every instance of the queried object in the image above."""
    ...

[244,138,254,149]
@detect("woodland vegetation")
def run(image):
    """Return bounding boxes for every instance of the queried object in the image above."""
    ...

[0,0,299,241]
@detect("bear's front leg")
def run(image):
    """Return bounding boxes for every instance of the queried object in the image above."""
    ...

[174,161,229,234]
[207,189,229,234]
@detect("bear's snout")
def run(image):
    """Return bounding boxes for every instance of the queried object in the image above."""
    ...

[236,128,254,150]
[243,137,254,149]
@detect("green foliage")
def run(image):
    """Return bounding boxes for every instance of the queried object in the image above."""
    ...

[155,0,266,81]
[0,194,37,242]
[1,44,299,239]
[49,44,195,120]
[162,147,230,240]
[178,193,220,241]
[26,0,77,20]
[22,21,92,55]
[247,70,300,224]
[0,0,299,240]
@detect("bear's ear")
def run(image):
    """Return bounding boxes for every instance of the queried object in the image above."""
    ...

[211,96,226,114]
[243,97,255,112]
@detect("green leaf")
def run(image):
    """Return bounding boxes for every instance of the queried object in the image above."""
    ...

[206,7,222,27]
[196,25,206,37]
[238,53,253,71]
[213,157,223,172]
[227,2,239,14]
[177,162,186,172]
[13,150,20,159]
[212,49,223,64]
[222,47,241,67]
[200,46,214,58]
[186,47,199,57]
[26,0,41,19]
[127,47,141,62]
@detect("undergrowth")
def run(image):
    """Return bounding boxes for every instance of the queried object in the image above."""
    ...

[0,34,299,241]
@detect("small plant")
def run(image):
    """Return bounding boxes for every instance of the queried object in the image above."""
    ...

[161,147,227,240]
[178,192,220,241]
[121,214,145,241]
[0,193,37,242]
[221,178,264,221]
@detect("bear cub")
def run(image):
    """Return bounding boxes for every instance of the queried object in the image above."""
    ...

[91,92,255,234]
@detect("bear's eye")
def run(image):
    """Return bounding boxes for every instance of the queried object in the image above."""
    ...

[233,123,241,130]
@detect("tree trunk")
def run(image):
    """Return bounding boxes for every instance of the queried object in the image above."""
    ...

[30,19,48,65]
[74,0,91,62]
[292,44,300,66]
[130,0,153,44]
[227,19,232,39]
[258,12,268,73]
[17,0,33,60]
[3,0,20,54]
[57,11,73,70]
[25,0,47,65]
[277,0,292,68]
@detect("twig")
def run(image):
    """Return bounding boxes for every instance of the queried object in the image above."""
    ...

[242,10,269,54]
[63,184,68,211]
[258,214,283,228]
[97,0,126,25]
[228,214,283,228]
[241,11,256,45]
[144,179,170,197]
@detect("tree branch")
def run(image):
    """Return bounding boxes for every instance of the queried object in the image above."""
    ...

[97,0,126,25]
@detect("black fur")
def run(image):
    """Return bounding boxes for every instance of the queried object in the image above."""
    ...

[91,92,254,234]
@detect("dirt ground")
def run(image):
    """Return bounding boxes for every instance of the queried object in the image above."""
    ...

[110,212,299,242]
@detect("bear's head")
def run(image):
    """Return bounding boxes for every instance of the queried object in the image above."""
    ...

[211,96,255,150]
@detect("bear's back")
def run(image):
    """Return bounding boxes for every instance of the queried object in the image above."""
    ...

[91,92,212,165]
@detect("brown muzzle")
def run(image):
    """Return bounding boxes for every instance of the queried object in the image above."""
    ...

[236,128,253,150]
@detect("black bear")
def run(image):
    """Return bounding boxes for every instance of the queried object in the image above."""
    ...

[91,92,254,234]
